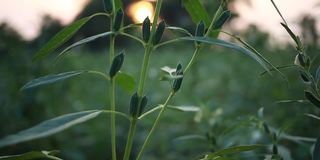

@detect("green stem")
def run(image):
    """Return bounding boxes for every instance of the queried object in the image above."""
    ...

[122,0,164,159]
[184,45,201,74]
[109,17,117,160]
[123,119,138,160]
[136,92,174,160]
[135,3,227,159]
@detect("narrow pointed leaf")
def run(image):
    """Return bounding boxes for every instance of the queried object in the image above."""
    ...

[305,114,320,121]
[182,37,270,72]
[115,72,135,93]
[168,105,200,112]
[0,110,102,148]
[305,91,320,109]
[0,150,61,160]
[207,145,265,158]
[182,0,211,27]
[21,71,85,90]
[33,16,96,61]
[314,138,320,160]
[56,32,114,61]
[316,65,320,82]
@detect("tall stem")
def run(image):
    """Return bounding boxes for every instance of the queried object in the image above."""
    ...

[122,0,164,159]
[122,119,137,160]
[109,11,117,160]
[135,3,227,159]
[136,92,174,160]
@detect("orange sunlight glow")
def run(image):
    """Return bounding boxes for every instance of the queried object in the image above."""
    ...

[128,1,154,23]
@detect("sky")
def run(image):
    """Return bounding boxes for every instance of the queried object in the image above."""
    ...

[0,0,319,41]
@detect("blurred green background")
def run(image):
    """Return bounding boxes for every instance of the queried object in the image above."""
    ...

[0,0,319,159]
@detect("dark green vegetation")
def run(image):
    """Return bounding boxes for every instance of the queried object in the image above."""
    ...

[0,0,319,160]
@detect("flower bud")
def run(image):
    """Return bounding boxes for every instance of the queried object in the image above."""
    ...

[172,63,183,92]
[213,10,231,30]
[129,92,139,117]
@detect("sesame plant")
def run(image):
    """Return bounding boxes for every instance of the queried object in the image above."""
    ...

[0,0,283,159]
[265,0,320,159]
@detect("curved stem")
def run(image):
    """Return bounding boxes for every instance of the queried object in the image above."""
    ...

[154,38,187,49]
[138,105,163,120]
[136,92,174,160]
[119,32,145,46]
[87,70,110,81]
[184,45,201,74]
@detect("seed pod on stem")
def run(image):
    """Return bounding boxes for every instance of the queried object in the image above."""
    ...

[129,92,139,117]
[213,10,231,30]
[139,96,148,116]
[172,63,183,93]
[195,20,205,37]
[142,17,151,42]
[113,9,124,31]
[109,52,125,78]
[153,21,166,45]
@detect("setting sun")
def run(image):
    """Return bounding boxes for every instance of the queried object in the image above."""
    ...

[128,1,154,23]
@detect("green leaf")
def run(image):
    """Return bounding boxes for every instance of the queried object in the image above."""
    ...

[21,71,85,90]
[182,0,211,27]
[207,145,266,158]
[166,26,193,37]
[56,32,114,61]
[305,91,320,109]
[260,65,296,76]
[167,105,200,112]
[316,65,320,82]
[314,138,320,160]
[0,110,102,148]
[115,72,135,93]
[33,14,104,61]
[280,23,302,50]
[0,151,61,160]
[114,0,122,11]
[173,134,206,142]
[305,114,320,121]
[182,37,270,72]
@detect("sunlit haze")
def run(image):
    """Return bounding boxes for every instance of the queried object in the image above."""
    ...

[128,1,154,23]
[0,0,89,40]
[0,0,319,41]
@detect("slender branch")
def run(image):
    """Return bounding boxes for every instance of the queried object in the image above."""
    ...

[109,5,117,159]
[138,105,163,120]
[136,92,174,160]
[119,32,145,46]
[123,0,164,159]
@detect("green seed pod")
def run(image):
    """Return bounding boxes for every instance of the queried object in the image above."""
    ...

[195,20,205,37]
[272,144,278,155]
[138,96,148,116]
[113,9,124,31]
[263,122,270,134]
[153,21,166,45]
[213,10,231,30]
[300,72,311,83]
[109,52,125,78]
[295,53,310,68]
[129,92,139,117]
[103,0,112,13]
[172,63,183,93]
[142,17,151,42]
[304,91,320,109]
